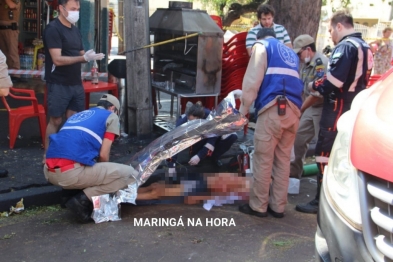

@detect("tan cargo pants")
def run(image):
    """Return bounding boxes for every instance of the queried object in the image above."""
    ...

[0,29,20,70]
[249,101,300,213]
[290,105,322,179]
[44,162,138,200]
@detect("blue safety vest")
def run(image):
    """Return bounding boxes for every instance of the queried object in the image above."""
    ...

[46,107,112,166]
[254,38,303,113]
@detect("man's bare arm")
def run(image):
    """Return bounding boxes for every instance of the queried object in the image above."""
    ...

[49,48,85,66]
[98,138,113,162]
[300,95,322,114]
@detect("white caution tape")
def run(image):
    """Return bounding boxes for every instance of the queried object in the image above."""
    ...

[8,69,108,77]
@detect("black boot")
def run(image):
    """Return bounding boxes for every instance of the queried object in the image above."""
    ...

[295,172,322,214]
[0,169,8,178]
[295,198,319,214]
[65,192,93,223]
[60,189,83,208]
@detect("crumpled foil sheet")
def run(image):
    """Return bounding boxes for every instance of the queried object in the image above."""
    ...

[91,183,138,223]
[91,194,121,223]
[91,91,248,223]
[128,92,248,186]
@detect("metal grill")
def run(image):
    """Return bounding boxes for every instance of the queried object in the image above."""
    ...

[149,4,223,95]
[360,171,393,262]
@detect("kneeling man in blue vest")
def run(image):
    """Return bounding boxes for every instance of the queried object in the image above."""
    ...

[43,94,139,223]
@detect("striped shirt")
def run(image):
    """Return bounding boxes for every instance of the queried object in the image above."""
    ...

[246,23,291,49]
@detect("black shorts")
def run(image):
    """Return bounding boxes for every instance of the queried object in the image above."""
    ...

[47,83,85,117]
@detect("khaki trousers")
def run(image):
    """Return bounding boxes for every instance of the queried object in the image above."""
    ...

[289,106,322,179]
[0,29,20,70]
[249,102,300,213]
[44,162,137,200]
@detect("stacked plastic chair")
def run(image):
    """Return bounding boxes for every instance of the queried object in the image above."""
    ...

[220,32,249,134]
[220,32,248,104]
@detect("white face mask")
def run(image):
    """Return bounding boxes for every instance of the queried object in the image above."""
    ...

[304,50,311,63]
[63,6,79,24]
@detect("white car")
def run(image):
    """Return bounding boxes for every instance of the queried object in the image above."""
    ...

[315,68,393,262]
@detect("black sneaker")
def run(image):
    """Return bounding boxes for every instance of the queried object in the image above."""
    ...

[65,192,93,223]
[239,204,268,217]
[295,199,319,214]
[267,206,284,218]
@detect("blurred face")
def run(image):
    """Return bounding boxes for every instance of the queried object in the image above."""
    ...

[329,23,341,45]
[110,106,119,116]
[383,30,392,38]
[297,47,310,62]
[260,13,274,28]
[60,0,80,18]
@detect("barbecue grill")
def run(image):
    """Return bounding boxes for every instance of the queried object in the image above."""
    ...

[149,1,224,95]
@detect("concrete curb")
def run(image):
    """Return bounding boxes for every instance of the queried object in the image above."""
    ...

[0,185,62,212]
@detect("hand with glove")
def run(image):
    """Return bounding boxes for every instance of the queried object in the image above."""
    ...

[188,155,200,166]
[239,104,248,117]
[83,49,105,62]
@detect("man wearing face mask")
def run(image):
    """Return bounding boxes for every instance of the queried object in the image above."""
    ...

[289,35,328,181]
[246,4,292,56]
[43,0,105,165]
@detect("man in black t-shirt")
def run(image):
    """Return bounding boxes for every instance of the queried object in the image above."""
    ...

[43,0,105,164]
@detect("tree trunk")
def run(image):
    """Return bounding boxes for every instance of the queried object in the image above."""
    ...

[222,0,322,41]
[270,0,322,41]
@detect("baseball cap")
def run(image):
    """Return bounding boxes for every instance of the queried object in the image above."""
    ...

[293,34,314,53]
[99,94,120,112]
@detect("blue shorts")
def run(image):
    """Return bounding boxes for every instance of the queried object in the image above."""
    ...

[47,83,85,117]
[181,173,209,196]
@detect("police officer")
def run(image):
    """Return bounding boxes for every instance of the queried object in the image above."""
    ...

[44,94,139,223]
[296,10,373,214]
[0,0,20,75]
[290,35,328,180]
[239,28,303,218]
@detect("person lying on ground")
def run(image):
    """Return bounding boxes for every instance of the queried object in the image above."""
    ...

[136,173,251,205]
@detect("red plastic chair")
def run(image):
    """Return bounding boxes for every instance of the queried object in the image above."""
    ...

[1,87,46,149]
[223,32,247,47]
[210,15,223,29]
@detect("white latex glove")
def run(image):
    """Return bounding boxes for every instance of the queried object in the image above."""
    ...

[188,155,200,166]
[83,49,105,62]
[308,81,322,97]
[232,89,243,100]
[239,104,248,117]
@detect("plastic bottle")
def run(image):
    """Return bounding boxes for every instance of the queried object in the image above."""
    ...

[91,60,99,84]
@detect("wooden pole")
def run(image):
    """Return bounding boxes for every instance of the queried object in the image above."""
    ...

[124,0,153,138]
[118,0,124,54]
